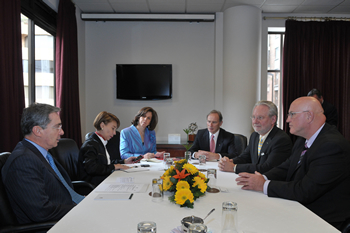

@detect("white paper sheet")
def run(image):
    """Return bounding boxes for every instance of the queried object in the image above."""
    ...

[95,183,149,193]
[94,193,133,201]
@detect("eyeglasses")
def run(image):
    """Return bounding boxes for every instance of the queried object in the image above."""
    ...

[250,116,265,121]
[287,111,309,118]
[52,125,63,130]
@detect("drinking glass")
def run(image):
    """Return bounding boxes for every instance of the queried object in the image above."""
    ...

[185,151,192,161]
[199,154,206,165]
[207,168,217,188]
[163,153,170,169]
[166,158,173,169]
[221,201,238,233]
[137,221,157,233]
[152,178,163,202]
[189,223,207,233]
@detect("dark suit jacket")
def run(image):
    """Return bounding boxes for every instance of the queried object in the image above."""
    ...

[265,123,350,226]
[1,139,74,224]
[78,132,124,186]
[189,128,238,159]
[322,100,338,126]
[233,126,292,174]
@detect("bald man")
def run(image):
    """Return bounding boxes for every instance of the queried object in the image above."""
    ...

[236,97,350,231]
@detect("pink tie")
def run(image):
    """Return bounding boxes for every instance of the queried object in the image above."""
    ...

[210,135,215,153]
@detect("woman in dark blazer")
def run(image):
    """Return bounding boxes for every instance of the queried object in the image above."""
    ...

[78,111,135,186]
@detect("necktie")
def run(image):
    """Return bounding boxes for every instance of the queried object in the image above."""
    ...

[297,144,308,164]
[257,137,264,156]
[46,152,84,204]
[210,135,215,153]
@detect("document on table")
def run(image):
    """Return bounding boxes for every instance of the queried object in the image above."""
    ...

[95,183,149,193]
[124,167,150,173]
[94,193,133,201]
[141,158,162,163]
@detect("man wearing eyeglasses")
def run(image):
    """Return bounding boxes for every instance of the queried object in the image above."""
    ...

[236,97,350,231]
[218,100,292,174]
[2,103,81,225]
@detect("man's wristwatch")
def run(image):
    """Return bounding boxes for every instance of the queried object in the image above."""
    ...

[233,164,237,173]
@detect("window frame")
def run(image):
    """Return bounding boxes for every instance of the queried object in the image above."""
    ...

[267,30,285,128]
[21,0,57,105]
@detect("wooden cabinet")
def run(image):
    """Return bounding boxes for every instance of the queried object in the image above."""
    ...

[156,142,189,158]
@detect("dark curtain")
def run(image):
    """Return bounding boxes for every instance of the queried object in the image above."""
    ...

[56,0,82,147]
[0,0,25,152]
[282,20,350,141]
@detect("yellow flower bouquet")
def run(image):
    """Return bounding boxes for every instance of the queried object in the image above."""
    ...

[161,159,209,208]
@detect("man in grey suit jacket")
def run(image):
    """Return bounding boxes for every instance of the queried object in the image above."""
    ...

[2,103,80,224]
[219,101,292,174]
[189,110,238,160]
[236,97,350,230]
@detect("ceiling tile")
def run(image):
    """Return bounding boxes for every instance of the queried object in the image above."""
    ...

[149,3,186,13]
[75,3,114,12]
[73,0,109,3]
[186,3,224,13]
[264,0,304,5]
[109,0,147,2]
[340,0,350,5]
[261,5,299,13]
[329,5,350,13]
[224,0,265,5]
[110,2,150,13]
[294,5,338,13]
[301,0,344,6]
[187,0,225,4]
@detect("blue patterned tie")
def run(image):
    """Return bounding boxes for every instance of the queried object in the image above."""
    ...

[46,152,84,204]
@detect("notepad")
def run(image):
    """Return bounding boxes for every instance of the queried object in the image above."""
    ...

[95,183,149,193]
[94,193,133,201]
[141,158,162,163]
[124,167,150,173]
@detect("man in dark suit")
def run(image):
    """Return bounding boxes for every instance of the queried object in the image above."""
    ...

[236,97,350,230]
[2,103,81,224]
[218,101,292,174]
[189,110,238,160]
[307,88,338,126]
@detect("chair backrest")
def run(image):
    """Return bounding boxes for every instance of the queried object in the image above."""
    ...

[85,132,94,141]
[342,219,350,233]
[234,134,248,155]
[0,152,20,228]
[49,138,79,181]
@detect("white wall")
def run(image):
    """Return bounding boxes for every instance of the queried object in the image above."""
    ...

[83,20,217,141]
[78,6,265,142]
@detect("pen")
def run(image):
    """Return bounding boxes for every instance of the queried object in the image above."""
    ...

[129,193,134,200]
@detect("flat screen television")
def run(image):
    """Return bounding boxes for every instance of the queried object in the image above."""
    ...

[116,64,172,100]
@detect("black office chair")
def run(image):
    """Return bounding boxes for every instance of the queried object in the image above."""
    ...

[0,152,56,233]
[85,132,94,141]
[342,219,350,233]
[234,134,248,155]
[49,138,95,195]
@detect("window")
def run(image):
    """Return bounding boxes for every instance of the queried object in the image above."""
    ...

[21,0,57,107]
[267,27,285,128]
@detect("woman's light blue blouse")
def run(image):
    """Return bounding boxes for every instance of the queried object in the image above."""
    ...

[120,125,157,159]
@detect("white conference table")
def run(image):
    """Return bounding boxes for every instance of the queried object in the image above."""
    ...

[49,160,340,233]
